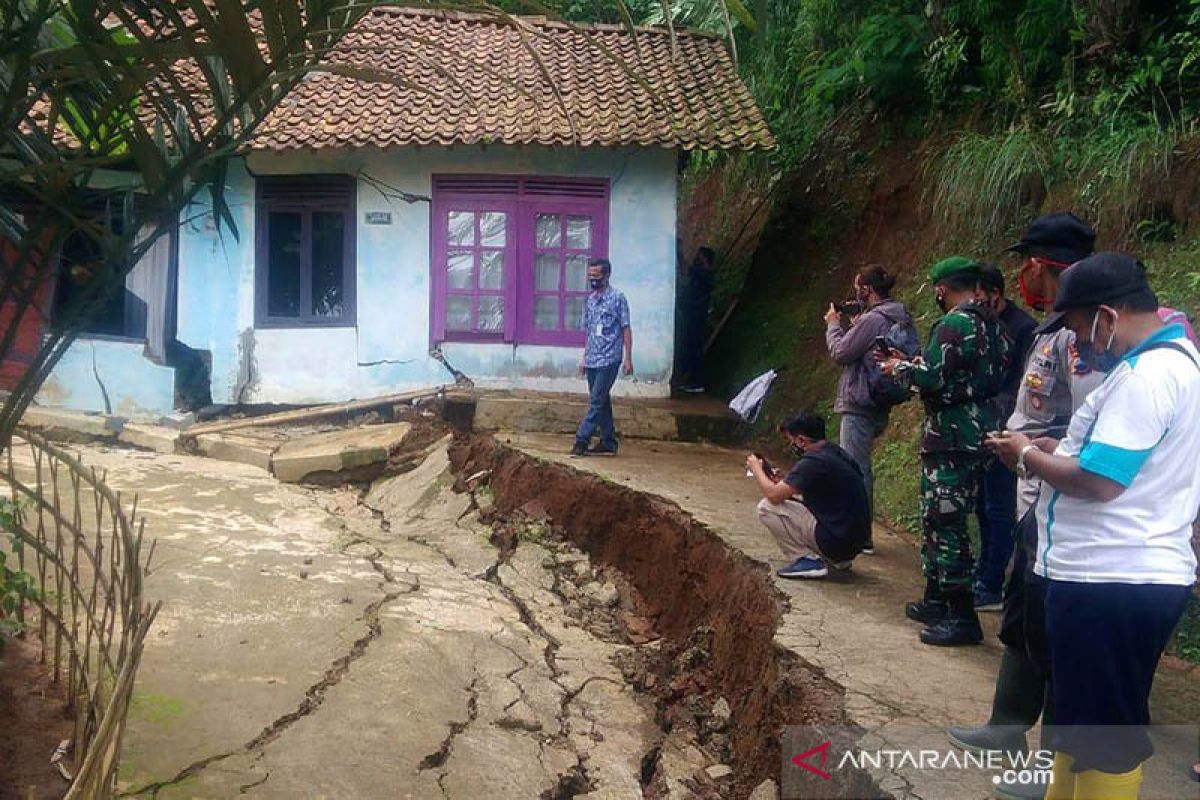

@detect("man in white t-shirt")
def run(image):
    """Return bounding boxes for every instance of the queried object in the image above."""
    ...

[987,252,1199,800]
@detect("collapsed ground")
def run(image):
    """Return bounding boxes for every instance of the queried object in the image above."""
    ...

[1,420,869,799]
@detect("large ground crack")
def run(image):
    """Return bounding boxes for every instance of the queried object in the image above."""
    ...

[418,675,481,797]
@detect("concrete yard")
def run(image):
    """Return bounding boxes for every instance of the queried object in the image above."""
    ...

[8,430,1198,799]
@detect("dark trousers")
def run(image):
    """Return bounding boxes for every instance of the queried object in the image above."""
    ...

[575,363,620,449]
[1046,579,1192,773]
[679,309,706,384]
[989,509,1052,738]
[975,458,1018,595]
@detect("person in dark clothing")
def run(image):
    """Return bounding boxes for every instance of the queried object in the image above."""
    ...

[747,412,871,579]
[972,264,1038,611]
[678,247,715,393]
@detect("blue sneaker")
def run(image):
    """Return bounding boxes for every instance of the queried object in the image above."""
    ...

[974,589,1003,612]
[777,557,828,579]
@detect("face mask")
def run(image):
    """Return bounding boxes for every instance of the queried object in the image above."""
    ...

[1076,308,1121,373]
[935,291,949,313]
[789,441,806,459]
[589,278,605,290]
[1018,257,1070,310]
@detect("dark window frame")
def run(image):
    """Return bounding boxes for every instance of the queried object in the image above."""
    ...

[254,174,357,328]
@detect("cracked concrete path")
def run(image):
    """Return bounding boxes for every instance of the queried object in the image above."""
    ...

[29,442,658,799]
[504,432,1200,800]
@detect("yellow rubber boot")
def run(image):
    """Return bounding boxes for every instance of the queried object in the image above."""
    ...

[1043,752,1076,800]
[1073,765,1143,800]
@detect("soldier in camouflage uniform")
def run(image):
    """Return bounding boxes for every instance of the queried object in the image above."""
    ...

[884,256,1011,646]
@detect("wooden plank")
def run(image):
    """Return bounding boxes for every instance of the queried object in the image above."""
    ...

[183,386,448,437]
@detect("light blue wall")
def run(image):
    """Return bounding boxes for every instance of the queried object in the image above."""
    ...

[37,339,176,418]
[175,146,678,405]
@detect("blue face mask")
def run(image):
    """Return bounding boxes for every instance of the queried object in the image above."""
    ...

[1077,308,1121,373]
[590,278,605,290]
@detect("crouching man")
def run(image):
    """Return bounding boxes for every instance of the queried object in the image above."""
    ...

[747,412,872,579]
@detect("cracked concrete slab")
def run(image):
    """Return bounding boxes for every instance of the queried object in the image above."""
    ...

[16,440,664,799]
[270,422,413,483]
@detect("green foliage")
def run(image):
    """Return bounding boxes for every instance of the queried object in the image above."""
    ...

[931,127,1050,238]
[1171,592,1200,665]
[0,499,37,636]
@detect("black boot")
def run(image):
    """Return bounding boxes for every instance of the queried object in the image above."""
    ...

[905,578,948,624]
[920,590,983,646]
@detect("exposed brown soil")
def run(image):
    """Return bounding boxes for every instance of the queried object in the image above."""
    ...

[451,434,878,799]
[0,635,74,800]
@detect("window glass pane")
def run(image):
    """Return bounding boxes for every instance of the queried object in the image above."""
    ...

[448,211,475,246]
[565,254,589,291]
[445,296,472,331]
[480,251,504,290]
[311,211,345,317]
[447,252,473,290]
[267,211,302,316]
[480,212,507,247]
[565,296,586,330]
[535,253,560,290]
[566,216,592,249]
[534,296,559,330]
[536,213,561,248]
[478,297,504,331]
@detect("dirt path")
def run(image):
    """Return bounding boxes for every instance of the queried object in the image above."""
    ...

[502,432,1200,800]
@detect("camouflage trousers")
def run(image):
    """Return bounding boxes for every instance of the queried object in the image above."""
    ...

[920,452,986,592]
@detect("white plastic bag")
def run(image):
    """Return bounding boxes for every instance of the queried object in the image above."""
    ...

[728,369,777,423]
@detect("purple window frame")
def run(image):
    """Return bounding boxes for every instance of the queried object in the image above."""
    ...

[254,174,357,328]
[431,176,609,347]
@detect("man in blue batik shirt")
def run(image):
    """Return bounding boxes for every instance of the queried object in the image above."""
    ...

[572,258,633,457]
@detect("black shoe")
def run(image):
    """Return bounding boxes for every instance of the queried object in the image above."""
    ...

[905,578,948,623]
[570,441,588,458]
[587,444,617,457]
[920,615,984,646]
[905,598,948,623]
[920,594,983,646]
[947,725,1028,757]
[860,540,876,555]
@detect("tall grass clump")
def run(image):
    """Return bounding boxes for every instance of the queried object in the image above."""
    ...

[1067,124,1178,241]
[929,127,1051,238]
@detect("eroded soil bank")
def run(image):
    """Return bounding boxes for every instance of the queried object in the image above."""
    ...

[450,434,877,799]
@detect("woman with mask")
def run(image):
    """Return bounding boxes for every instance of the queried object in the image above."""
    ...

[988,253,1200,800]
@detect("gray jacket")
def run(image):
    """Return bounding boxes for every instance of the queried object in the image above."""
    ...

[825,300,912,415]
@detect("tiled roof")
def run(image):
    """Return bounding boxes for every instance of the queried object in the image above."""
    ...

[249,8,774,152]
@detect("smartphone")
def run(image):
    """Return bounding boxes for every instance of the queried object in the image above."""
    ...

[874,336,894,356]
[749,452,778,479]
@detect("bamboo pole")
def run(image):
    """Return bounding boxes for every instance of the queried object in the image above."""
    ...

[182,386,447,437]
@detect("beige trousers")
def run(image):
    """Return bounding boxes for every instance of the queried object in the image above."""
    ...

[757,497,823,561]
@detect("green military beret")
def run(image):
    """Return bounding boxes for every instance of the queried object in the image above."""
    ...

[929,256,981,283]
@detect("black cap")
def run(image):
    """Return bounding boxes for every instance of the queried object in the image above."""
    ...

[1033,252,1158,335]
[1005,212,1096,265]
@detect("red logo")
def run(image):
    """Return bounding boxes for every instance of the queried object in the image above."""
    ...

[792,740,833,780]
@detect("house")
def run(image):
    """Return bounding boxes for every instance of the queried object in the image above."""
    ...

[34,8,773,417]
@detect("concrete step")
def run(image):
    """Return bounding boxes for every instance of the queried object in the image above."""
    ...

[446,391,745,445]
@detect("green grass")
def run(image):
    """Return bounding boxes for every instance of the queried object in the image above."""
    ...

[1171,593,1200,665]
